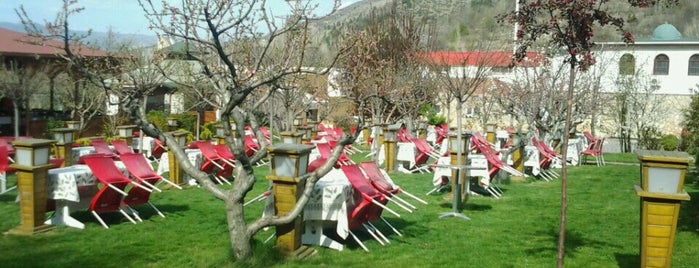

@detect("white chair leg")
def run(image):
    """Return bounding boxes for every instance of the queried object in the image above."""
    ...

[349,230,370,252]
[91,211,110,229]
[367,222,390,244]
[119,209,138,224]
[362,223,385,246]
[126,206,144,222]
[380,216,403,237]
[147,202,165,218]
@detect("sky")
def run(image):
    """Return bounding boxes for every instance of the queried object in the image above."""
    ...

[0,0,360,35]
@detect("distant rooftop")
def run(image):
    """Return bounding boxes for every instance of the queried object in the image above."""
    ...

[635,23,699,43]
[0,27,109,58]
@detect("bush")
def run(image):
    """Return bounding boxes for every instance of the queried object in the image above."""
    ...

[660,134,679,151]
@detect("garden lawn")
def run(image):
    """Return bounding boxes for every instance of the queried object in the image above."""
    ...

[0,153,697,267]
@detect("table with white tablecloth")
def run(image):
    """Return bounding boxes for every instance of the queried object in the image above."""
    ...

[156,149,203,185]
[45,162,128,229]
[301,168,355,251]
[132,136,154,157]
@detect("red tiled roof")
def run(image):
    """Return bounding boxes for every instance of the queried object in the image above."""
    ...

[0,27,108,58]
[417,51,544,67]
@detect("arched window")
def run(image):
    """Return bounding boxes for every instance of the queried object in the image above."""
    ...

[653,54,669,75]
[619,54,635,75]
[688,54,699,76]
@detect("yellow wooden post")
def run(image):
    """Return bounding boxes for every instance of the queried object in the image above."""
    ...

[6,139,55,235]
[52,128,75,167]
[635,150,691,268]
[485,123,496,144]
[510,131,526,182]
[267,144,316,258]
[167,131,189,187]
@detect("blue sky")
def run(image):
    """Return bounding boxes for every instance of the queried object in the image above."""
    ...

[0,0,359,35]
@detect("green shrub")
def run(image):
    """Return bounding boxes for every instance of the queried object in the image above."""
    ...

[428,115,447,126]
[146,110,168,130]
[660,134,679,151]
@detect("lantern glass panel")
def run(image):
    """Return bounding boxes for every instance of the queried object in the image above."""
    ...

[298,154,309,176]
[35,147,50,166]
[282,136,294,144]
[15,147,32,166]
[384,130,395,142]
[216,127,225,137]
[647,167,681,194]
[274,155,296,177]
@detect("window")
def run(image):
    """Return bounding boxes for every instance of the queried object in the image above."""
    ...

[688,54,699,76]
[653,54,669,75]
[619,54,635,75]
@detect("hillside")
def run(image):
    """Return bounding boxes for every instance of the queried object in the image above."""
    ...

[311,0,699,52]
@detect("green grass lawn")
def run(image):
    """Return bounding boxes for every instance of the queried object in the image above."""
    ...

[0,153,698,267]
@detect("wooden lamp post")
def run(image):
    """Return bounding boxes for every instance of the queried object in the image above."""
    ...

[383,125,399,173]
[485,123,496,144]
[634,150,691,268]
[6,139,56,235]
[117,125,136,146]
[215,124,226,145]
[266,143,316,258]
[167,131,189,187]
[280,131,304,144]
[52,128,74,167]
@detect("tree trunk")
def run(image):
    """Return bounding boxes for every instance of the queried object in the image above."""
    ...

[556,62,576,268]
[226,197,253,260]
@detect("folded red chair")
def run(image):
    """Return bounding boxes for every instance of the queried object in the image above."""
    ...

[120,152,181,190]
[90,138,118,158]
[82,155,139,228]
[192,141,233,184]
[111,139,134,155]
[49,158,65,169]
[0,141,16,194]
[316,142,354,166]
[361,161,427,209]
[151,138,167,160]
[341,164,401,251]
[118,153,170,220]
[531,137,560,181]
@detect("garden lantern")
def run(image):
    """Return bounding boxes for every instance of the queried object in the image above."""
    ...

[117,125,136,145]
[266,144,316,256]
[7,139,55,235]
[485,123,496,143]
[634,149,691,268]
[280,131,304,144]
[383,125,399,172]
[65,121,79,130]
[53,128,75,167]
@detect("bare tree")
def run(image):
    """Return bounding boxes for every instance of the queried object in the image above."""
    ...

[20,0,353,260]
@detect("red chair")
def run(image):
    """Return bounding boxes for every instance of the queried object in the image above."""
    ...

[82,155,138,228]
[120,152,181,190]
[192,141,233,184]
[49,158,65,169]
[361,161,427,208]
[151,138,167,160]
[316,142,354,166]
[580,138,605,166]
[0,141,16,194]
[341,164,401,251]
[531,137,560,181]
[111,139,134,155]
[118,153,170,220]
[90,138,118,158]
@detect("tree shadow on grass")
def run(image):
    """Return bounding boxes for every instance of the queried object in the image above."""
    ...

[678,183,699,234]
[614,253,640,267]
[69,204,190,227]
[524,228,622,258]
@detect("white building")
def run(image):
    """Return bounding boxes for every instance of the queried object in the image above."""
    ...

[592,23,699,136]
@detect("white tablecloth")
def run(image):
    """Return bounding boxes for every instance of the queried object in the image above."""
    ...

[47,162,128,203]
[303,168,355,239]
[396,142,417,168]
[132,137,154,157]
[156,149,203,175]
[45,162,128,229]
